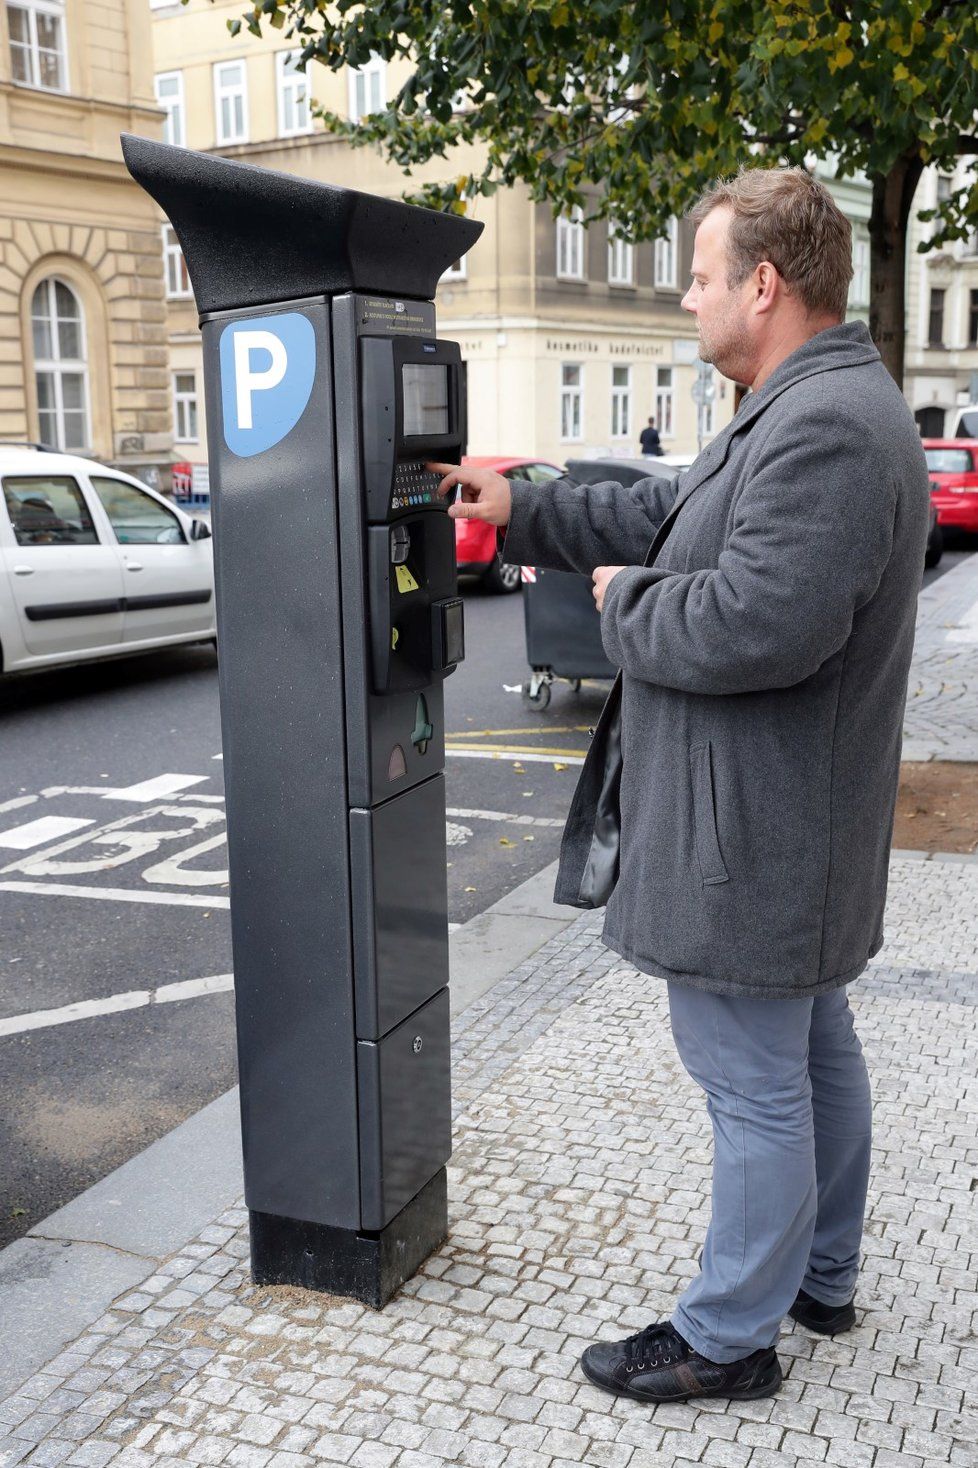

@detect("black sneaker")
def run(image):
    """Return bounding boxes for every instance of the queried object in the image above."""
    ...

[788,1288,856,1336]
[580,1322,782,1403]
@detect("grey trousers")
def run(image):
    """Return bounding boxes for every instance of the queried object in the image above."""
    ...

[667,981,872,1363]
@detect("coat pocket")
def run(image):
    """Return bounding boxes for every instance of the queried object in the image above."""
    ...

[689,742,730,885]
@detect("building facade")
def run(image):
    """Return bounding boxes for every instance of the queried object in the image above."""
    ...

[0,0,172,483]
[150,2,880,475]
[150,0,739,472]
[904,159,978,437]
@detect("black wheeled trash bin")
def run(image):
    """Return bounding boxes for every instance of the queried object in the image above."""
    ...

[518,456,685,710]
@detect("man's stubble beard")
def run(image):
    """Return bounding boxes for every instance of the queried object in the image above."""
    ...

[697,300,752,383]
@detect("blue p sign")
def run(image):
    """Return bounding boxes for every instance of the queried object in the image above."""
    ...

[220,313,316,457]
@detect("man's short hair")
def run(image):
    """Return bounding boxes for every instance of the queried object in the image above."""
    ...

[689,166,853,320]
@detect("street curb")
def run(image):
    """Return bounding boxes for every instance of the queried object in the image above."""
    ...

[0,859,571,1402]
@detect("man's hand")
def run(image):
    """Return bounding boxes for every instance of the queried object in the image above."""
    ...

[427,462,512,527]
[592,565,626,612]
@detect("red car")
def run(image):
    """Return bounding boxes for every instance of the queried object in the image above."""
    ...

[923,438,978,535]
[454,456,563,593]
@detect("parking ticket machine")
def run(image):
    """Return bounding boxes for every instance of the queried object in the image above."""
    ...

[122,135,483,1306]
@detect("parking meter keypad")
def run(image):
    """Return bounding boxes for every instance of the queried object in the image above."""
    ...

[391,461,444,512]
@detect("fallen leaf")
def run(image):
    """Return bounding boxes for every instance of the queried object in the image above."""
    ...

[553,762,567,771]
[523,835,534,842]
[464,886,477,892]
[499,838,514,847]
[522,791,534,797]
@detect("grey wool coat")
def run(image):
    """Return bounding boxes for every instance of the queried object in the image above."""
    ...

[504,323,930,999]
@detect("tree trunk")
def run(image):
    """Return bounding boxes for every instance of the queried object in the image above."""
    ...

[868,152,923,390]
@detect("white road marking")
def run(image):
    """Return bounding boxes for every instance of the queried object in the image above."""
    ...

[0,881,229,909]
[446,749,585,766]
[3,804,224,879]
[0,972,234,1039]
[446,806,565,828]
[0,795,38,816]
[446,822,472,847]
[105,774,209,802]
[0,816,96,850]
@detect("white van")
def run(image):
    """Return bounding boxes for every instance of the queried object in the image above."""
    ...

[0,445,215,675]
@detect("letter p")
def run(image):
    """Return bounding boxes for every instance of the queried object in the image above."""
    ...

[234,330,288,430]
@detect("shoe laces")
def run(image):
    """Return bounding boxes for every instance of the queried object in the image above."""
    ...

[622,1323,687,1371]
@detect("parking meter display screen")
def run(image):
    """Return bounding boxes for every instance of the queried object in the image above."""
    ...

[402,365,450,437]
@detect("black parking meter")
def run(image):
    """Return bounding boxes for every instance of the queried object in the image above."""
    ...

[121,135,482,1307]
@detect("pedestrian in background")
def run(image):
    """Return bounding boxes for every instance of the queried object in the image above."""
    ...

[430,165,929,1405]
[639,417,662,456]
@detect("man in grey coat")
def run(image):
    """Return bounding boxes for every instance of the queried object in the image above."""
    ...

[430,167,929,1404]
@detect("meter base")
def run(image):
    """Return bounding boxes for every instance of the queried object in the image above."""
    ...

[249,1169,448,1309]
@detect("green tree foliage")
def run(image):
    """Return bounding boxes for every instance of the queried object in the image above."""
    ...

[227,0,978,384]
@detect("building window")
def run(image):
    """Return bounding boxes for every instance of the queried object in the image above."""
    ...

[654,217,679,289]
[348,55,385,122]
[173,372,198,442]
[161,224,191,299]
[850,236,869,309]
[610,365,631,439]
[276,50,311,137]
[560,364,583,440]
[214,59,248,145]
[440,257,467,282]
[608,229,634,287]
[557,207,585,280]
[928,287,945,347]
[31,277,89,452]
[8,1,67,91]
[969,289,978,349]
[700,367,716,436]
[655,366,674,438]
[154,71,185,148]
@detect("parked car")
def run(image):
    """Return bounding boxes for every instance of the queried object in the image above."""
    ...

[454,455,563,593]
[564,454,695,487]
[923,438,978,544]
[0,446,215,676]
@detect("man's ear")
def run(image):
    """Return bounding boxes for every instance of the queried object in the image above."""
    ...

[754,261,780,315]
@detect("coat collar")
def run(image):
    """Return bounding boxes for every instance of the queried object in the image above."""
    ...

[671,322,881,512]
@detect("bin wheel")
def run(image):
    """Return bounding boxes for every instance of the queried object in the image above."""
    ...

[522,677,552,710]
[484,553,522,594]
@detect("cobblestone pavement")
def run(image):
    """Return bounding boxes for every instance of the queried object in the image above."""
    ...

[2,852,976,1468]
[905,556,978,761]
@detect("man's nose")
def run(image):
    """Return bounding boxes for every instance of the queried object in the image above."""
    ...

[680,289,695,314]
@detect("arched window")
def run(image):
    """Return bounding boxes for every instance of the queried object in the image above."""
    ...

[31,277,90,451]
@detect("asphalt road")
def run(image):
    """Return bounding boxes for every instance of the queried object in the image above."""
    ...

[0,541,971,1248]
[0,574,604,1247]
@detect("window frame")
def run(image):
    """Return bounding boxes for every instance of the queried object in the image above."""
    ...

[610,364,632,440]
[172,371,199,443]
[556,207,586,281]
[968,288,978,349]
[31,277,91,454]
[560,362,584,442]
[154,69,185,148]
[348,54,386,123]
[7,0,69,93]
[276,49,312,138]
[213,58,249,146]
[654,217,679,290]
[655,365,675,439]
[607,229,635,287]
[161,223,192,300]
[849,236,870,309]
[927,286,946,348]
